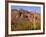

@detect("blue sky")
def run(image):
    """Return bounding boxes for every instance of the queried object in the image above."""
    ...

[11,5,41,13]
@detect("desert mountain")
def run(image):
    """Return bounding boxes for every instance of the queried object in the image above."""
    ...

[11,9,41,31]
[11,9,40,23]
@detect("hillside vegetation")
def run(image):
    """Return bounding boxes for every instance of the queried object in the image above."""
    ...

[11,9,41,31]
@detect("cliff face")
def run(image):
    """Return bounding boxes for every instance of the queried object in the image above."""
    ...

[11,9,40,23]
[11,9,41,31]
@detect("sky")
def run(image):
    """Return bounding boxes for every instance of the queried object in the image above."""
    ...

[11,5,41,13]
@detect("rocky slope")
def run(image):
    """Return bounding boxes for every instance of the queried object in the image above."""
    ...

[11,9,41,31]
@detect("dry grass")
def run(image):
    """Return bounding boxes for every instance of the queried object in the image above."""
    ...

[11,18,41,31]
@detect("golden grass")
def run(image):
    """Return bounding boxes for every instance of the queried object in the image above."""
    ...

[11,19,41,31]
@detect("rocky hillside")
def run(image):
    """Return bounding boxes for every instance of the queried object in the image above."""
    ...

[11,9,41,31]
